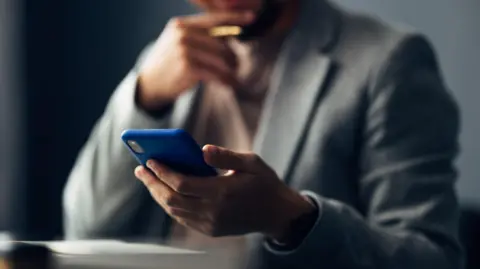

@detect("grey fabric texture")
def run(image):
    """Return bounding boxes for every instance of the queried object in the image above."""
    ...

[63,0,462,268]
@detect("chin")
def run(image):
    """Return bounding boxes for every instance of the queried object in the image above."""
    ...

[190,0,263,12]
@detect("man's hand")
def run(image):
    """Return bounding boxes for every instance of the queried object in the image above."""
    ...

[134,145,315,243]
[136,12,255,111]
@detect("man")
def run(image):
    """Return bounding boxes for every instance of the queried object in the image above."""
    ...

[63,0,463,268]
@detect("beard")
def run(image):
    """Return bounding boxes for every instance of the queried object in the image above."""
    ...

[237,0,283,40]
[189,0,284,12]
[188,0,287,40]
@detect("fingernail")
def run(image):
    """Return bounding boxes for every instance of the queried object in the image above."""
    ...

[146,160,155,169]
[204,145,218,155]
[134,166,144,177]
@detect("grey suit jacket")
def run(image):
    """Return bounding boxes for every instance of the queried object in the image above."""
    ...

[63,0,463,268]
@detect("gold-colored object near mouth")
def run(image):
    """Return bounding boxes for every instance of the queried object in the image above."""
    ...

[0,258,9,269]
[209,26,243,37]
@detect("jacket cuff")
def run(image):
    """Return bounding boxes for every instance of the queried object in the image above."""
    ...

[263,191,341,261]
[107,71,172,130]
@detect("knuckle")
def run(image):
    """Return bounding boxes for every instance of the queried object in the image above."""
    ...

[164,206,174,216]
[169,208,182,217]
[168,17,183,29]
[163,192,178,207]
[174,180,189,193]
[177,31,189,45]
[142,175,156,189]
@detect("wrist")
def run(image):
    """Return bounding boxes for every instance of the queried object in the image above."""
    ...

[136,73,174,113]
[267,189,317,244]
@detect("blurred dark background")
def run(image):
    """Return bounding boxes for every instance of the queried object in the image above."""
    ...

[0,0,478,261]
[1,0,195,238]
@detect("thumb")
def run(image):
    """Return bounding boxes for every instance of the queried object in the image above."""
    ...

[203,145,261,173]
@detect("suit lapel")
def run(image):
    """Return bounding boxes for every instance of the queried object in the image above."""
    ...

[253,0,341,182]
[169,0,342,184]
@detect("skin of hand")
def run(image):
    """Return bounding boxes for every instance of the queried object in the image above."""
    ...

[134,144,316,242]
[136,11,255,111]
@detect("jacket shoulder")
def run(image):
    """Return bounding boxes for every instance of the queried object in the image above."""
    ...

[333,4,431,66]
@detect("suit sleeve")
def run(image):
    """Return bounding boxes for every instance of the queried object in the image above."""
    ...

[62,46,172,239]
[264,35,463,269]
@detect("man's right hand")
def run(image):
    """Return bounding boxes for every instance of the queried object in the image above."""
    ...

[136,12,255,111]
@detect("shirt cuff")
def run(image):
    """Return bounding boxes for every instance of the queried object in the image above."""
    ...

[264,190,323,254]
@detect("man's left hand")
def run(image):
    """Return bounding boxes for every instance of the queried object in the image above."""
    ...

[134,145,315,243]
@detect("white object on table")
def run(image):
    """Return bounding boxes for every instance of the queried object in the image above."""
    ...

[0,240,221,269]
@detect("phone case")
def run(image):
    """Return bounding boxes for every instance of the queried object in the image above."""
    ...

[121,129,217,177]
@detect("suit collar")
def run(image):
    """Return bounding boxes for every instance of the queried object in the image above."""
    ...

[170,0,343,182]
[253,0,342,181]
[294,0,341,54]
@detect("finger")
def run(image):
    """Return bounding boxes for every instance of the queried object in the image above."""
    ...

[195,66,239,88]
[135,165,162,190]
[203,145,264,173]
[145,160,194,195]
[182,31,237,68]
[146,160,217,198]
[178,12,255,29]
[169,207,204,221]
[188,52,239,88]
[134,166,174,207]
[187,46,235,79]
[135,166,211,211]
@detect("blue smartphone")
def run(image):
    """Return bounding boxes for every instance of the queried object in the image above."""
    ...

[121,129,217,177]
